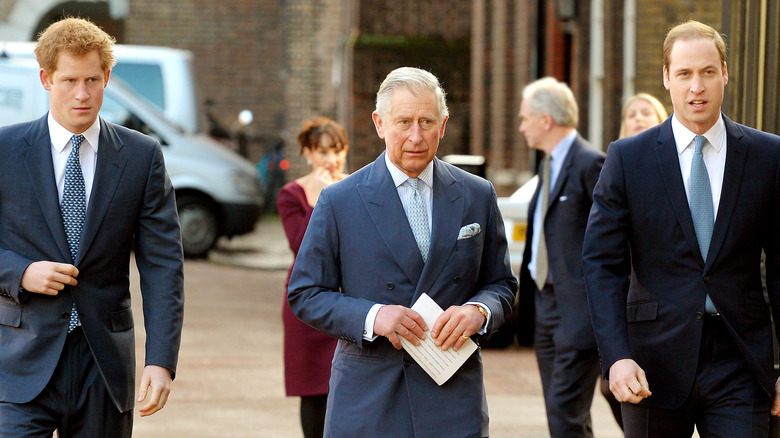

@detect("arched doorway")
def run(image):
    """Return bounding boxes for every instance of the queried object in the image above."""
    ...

[3,0,125,42]
[32,1,124,42]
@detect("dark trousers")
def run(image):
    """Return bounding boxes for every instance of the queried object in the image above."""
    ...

[0,327,133,437]
[300,394,327,438]
[534,284,601,438]
[622,314,771,438]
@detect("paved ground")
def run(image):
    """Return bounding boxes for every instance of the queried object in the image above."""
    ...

[129,217,624,437]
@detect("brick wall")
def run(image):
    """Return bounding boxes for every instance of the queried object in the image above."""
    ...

[634,0,722,119]
[0,0,728,184]
[124,0,285,163]
[282,0,350,178]
[349,0,472,172]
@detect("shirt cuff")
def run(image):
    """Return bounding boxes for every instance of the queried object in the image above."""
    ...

[464,301,490,335]
[363,303,384,341]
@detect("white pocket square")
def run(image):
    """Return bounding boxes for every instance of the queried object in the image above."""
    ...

[458,223,481,240]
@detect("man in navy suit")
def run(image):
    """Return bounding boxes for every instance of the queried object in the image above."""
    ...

[583,20,780,437]
[517,77,605,437]
[0,18,184,436]
[288,67,516,437]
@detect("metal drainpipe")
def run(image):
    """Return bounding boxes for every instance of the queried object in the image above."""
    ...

[623,0,636,105]
[588,0,604,150]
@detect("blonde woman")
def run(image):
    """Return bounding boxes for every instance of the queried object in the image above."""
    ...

[619,92,669,139]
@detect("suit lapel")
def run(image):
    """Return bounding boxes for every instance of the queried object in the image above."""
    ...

[654,120,702,263]
[358,153,424,284]
[78,120,127,264]
[705,116,746,270]
[22,116,72,262]
[415,159,464,299]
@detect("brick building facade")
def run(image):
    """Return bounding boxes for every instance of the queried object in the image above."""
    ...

[0,0,772,197]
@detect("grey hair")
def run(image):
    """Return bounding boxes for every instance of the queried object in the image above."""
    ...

[521,77,578,128]
[375,67,449,120]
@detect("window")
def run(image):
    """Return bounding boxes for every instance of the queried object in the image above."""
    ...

[111,63,165,110]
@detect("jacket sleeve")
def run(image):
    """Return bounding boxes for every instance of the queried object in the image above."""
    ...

[287,188,375,348]
[134,142,185,376]
[582,141,632,376]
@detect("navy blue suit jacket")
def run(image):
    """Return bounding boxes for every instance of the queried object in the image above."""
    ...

[520,135,605,349]
[583,115,780,408]
[288,153,517,437]
[0,115,184,412]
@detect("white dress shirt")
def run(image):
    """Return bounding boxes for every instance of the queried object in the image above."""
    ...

[672,114,726,218]
[49,113,100,209]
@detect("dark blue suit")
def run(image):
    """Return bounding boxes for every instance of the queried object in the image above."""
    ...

[0,116,184,416]
[288,153,517,438]
[583,115,780,434]
[520,135,605,436]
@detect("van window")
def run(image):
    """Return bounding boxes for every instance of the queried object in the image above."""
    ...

[111,63,165,110]
[101,91,165,145]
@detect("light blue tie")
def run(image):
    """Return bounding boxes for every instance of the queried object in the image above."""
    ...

[690,135,717,314]
[62,134,86,332]
[407,177,430,262]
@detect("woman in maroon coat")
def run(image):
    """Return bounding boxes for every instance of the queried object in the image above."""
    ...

[276,117,349,438]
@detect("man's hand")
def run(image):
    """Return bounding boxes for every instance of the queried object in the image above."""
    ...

[771,377,780,416]
[609,358,652,403]
[431,304,485,352]
[137,365,172,417]
[20,261,78,296]
[374,305,428,349]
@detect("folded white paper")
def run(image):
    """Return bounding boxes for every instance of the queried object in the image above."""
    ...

[399,293,478,385]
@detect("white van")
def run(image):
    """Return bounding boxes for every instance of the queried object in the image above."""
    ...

[0,57,262,257]
[0,41,201,134]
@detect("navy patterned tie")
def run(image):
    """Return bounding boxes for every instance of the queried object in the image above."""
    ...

[690,135,717,314]
[62,134,86,332]
[407,177,430,262]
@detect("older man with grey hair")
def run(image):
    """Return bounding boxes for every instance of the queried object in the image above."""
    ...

[517,77,608,437]
[288,67,516,437]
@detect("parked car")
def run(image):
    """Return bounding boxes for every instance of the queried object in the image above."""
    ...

[497,175,538,271]
[0,57,262,257]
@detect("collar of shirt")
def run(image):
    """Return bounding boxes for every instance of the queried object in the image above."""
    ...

[672,113,725,156]
[48,113,101,208]
[384,153,434,191]
[547,129,577,189]
[670,113,726,217]
[48,112,101,155]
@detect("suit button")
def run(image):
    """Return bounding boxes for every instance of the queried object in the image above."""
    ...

[696,312,703,320]
[453,276,461,283]
[403,359,411,367]
[387,282,394,290]
[703,275,710,281]
[61,312,70,320]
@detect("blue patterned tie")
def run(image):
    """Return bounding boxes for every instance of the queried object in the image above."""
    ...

[407,177,430,262]
[690,135,717,314]
[62,134,86,332]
